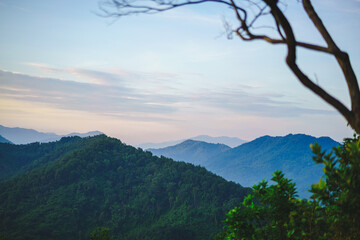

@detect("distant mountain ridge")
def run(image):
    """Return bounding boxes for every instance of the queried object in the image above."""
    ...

[190,135,247,148]
[0,135,12,144]
[149,140,231,166]
[0,125,103,144]
[148,134,339,198]
[137,135,246,149]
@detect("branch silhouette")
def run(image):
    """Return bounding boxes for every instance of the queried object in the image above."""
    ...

[100,0,360,133]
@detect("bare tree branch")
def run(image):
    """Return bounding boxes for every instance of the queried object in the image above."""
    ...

[99,0,360,133]
[302,0,360,131]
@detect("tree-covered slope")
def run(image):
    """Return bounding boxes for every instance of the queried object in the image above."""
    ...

[149,140,231,166]
[206,134,339,198]
[0,136,87,180]
[0,135,250,240]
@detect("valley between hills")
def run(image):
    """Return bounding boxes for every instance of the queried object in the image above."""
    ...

[0,126,339,239]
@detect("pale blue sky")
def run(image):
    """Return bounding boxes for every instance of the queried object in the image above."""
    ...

[0,0,359,144]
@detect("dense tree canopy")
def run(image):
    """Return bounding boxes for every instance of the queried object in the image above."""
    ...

[0,135,250,240]
[217,135,360,239]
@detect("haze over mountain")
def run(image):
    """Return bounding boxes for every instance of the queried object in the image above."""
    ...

[148,134,339,198]
[0,135,12,144]
[0,125,103,144]
[190,135,246,148]
[0,135,250,240]
[149,140,231,166]
[137,135,246,149]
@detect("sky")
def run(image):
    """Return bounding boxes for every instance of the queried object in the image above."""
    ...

[0,0,359,145]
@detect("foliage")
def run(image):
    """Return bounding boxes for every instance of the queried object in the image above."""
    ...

[0,135,250,240]
[310,135,360,240]
[90,227,111,240]
[218,136,360,239]
[0,136,84,180]
[218,171,327,240]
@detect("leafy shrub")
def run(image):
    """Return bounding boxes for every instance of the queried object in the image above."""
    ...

[218,136,360,240]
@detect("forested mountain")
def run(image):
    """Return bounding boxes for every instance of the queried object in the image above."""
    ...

[0,135,12,144]
[149,140,230,166]
[0,125,102,144]
[207,134,339,198]
[0,135,250,240]
[149,134,339,198]
[0,136,91,180]
[137,135,246,149]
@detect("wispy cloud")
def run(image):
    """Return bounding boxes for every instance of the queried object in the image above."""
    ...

[0,69,178,117]
[22,62,181,89]
[22,63,127,86]
[188,88,335,118]
[0,69,334,124]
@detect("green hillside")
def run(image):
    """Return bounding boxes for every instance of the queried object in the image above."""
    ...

[0,136,86,180]
[0,135,250,240]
